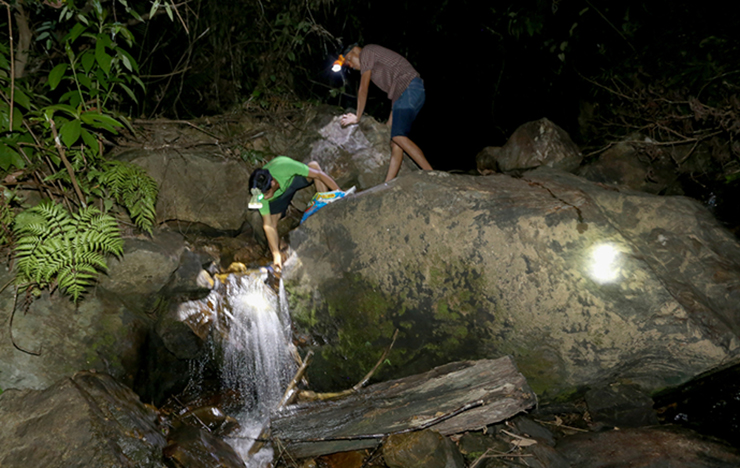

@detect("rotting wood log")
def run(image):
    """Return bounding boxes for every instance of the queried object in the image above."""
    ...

[268,355,536,458]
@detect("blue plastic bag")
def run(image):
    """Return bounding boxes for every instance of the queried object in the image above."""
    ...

[300,186,356,224]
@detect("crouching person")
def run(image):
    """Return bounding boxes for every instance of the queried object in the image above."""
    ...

[248,156,339,270]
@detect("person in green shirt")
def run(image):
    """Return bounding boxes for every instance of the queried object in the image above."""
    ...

[248,156,339,269]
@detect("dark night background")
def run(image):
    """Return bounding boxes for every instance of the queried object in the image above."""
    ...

[306,0,740,173]
[116,0,740,175]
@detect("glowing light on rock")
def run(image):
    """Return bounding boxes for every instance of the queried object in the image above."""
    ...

[589,242,621,284]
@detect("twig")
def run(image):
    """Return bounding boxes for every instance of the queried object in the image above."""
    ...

[2,0,15,131]
[9,287,41,356]
[534,418,588,432]
[296,328,400,402]
[584,2,635,52]
[169,0,189,34]
[47,119,86,207]
[277,350,313,409]
[353,328,399,391]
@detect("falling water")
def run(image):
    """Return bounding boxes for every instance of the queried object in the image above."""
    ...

[184,269,296,466]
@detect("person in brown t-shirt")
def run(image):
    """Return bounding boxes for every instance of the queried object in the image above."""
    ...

[339,44,433,182]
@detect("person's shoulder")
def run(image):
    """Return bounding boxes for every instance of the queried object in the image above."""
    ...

[265,155,290,166]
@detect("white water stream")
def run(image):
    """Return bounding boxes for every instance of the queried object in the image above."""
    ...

[183,270,296,466]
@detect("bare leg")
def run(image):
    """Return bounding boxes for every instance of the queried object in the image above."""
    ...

[389,136,432,180]
[386,141,405,181]
[307,161,329,192]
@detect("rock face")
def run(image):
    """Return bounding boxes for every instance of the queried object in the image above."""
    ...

[0,268,149,390]
[382,430,466,468]
[577,138,679,195]
[0,372,167,468]
[97,230,188,313]
[557,425,740,468]
[0,228,212,397]
[285,169,740,399]
[116,149,253,234]
[296,113,419,191]
[488,118,583,173]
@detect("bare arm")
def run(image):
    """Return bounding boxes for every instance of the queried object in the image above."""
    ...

[262,213,282,269]
[341,70,372,126]
[355,70,372,120]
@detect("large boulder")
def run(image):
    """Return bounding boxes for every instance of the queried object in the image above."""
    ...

[577,137,679,195]
[556,425,740,467]
[284,169,740,399]
[264,105,419,192]
[115,148,252,234]
[0,371,167,468]
[0,268,149,391]
[97,229,188,313]
[485,118,583,173]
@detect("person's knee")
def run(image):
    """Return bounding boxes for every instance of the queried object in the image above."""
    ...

[307,161,321,170]
[391,136,407,145]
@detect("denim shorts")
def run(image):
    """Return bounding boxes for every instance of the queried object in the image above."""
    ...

[269,175,311,217]
[391,77,425,139]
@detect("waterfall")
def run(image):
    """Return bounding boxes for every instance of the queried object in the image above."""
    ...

[184,269,296,466]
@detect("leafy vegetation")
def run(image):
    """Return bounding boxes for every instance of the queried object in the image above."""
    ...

[13,201,122,303]
[0,0,160,301]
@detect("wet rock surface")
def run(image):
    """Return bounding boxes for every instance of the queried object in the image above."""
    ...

[0,371,167,468]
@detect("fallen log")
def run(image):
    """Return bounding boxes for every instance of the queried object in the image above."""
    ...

[268,355,536,458]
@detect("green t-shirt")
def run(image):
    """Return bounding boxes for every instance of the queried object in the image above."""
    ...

[258,156,310,216]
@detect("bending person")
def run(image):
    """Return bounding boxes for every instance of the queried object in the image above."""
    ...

[249,156,339,269]
[339,44,432,181]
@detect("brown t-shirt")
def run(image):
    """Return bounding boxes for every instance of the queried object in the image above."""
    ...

[359,45,420,103]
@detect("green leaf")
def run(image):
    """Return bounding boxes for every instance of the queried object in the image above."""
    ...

[60,119,82,147]
[80,112,123,133]
[95,41,112,76]
[95,68,109,91]
[0,107,23,132]
[66,23,87,44]
[12,88,32,110]
[115,48,138,72]
[59,90,82,107]
[80,128,98,150]
[0,143,25,171]
[81,51,96,74]
[48,64,68,90]
[164,2,173,21]
[44,104,78,118]
[118,83,138,104]
[131,75,145,91]
[77,73,93,91]
[149,0,160,19]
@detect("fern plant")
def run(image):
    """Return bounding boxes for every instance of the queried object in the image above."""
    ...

[13,201,123,303]
[92,161,158,234]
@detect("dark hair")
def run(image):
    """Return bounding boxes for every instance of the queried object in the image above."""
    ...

[249,169,272,192]
[343,43,359,56]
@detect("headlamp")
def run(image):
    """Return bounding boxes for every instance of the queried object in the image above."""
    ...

[248,187,265,209]
[332,55,346,72]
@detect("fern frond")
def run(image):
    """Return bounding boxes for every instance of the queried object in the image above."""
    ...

[12,200,124,303]
[100,161,158,234]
